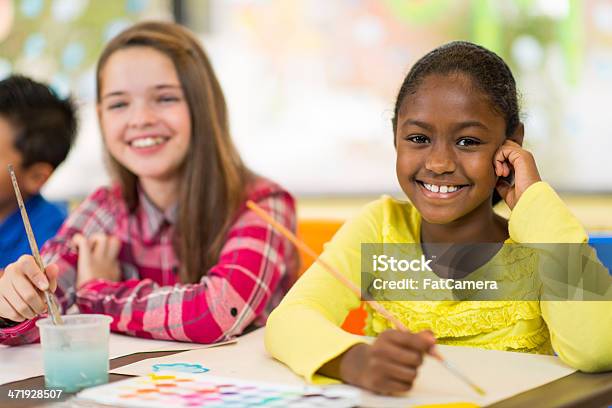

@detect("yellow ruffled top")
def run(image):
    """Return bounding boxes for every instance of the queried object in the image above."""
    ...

[367,301,553,354]
[265,182,612,383]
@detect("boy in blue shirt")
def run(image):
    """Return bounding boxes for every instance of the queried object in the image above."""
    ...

[0,75,76,269]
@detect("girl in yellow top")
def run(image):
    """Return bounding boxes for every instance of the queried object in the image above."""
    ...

[265,41,612,395]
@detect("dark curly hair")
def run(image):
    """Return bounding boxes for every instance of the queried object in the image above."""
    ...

[392,41,521,204]
[0,75,77,169]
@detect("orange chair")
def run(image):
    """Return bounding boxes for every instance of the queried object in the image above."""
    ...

[296,219,367,335]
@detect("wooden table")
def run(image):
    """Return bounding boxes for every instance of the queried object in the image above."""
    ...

[2,350,612,408]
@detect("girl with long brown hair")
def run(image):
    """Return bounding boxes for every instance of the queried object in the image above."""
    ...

[0,21,298,344]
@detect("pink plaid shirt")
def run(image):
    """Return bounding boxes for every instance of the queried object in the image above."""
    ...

[0,177,298,345]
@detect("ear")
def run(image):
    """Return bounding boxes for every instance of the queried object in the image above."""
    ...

[508,122,524,146]
[20,162,54,196]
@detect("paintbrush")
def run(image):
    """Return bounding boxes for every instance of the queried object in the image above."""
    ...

[7,165,63,325]
[246,199,485,396]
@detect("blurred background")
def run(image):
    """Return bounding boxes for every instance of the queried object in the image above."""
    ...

[0,0,611,230]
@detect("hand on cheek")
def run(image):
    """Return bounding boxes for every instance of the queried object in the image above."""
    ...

[493,140,541,210]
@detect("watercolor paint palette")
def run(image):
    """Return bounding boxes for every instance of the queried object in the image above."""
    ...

[76,371,361,407]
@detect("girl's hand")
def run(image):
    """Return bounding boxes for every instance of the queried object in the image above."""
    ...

[494,140,541,210]
[73,233,121,289]
[339,329,435,395]
[0,256,59,322]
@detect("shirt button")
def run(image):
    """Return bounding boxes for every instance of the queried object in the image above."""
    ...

[230,307,238,317]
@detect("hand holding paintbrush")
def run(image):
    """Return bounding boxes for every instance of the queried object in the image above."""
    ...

[0,165,62,325]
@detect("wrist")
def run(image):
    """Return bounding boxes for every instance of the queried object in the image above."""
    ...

[76,275,99,290]
[76,277,89,290]
[339,343,370,386]
[518,178,542,200]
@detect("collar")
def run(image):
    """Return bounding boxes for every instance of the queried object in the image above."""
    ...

[136,187,178,240]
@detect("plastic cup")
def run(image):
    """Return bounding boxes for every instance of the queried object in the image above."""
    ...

[36,314,112,392]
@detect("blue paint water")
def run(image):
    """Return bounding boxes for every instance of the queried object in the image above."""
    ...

[43,348,108,392]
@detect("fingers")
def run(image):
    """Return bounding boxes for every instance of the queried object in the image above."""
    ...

[361,350,419,394]
[72,233,88,249]
[73,233,92,265]
[45,264,59,293]
[419,329,436,343]
[0,295,24,322]
[377,361,417,390]
[0,256,62,322]
[359,329,436,394]
[89,233,106,257]
[81,233,121,259]
[377,358,418,384]
[369,376,415,395]
[494,142,526,173]
[0,257,53,321]
[17,255,49,291]
[107,236,121,259]
[73,232,123,287]
[12,272,46,314]
[499,161,510,178]
[494,138,540,210]
[3,280,37,320]
[380,329,436,353]
[371,340,424,367]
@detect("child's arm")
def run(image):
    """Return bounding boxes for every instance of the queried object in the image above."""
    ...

[265,197,431,393]
[74,190,297,344]
[265,201,382,383]
[509,181,612,372]
[0,187,119,346]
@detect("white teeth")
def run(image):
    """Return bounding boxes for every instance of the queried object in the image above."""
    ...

[130,137,166,148]
[423,183,461,193]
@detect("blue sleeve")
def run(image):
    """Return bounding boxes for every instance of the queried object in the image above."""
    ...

[32,202,67,250]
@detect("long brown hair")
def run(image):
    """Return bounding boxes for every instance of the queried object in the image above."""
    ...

[96,21,251,283]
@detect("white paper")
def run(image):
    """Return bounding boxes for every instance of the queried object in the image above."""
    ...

[0,333,235,386]
[111,328,576,407]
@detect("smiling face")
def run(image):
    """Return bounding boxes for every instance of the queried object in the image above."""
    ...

[98,46,192,185]
[395,73,507,224]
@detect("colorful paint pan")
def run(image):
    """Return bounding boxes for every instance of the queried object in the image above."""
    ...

[77,372,361,407]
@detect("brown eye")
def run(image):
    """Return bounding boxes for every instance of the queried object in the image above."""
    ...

[405,135,430,144]
[457,138,481,147]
